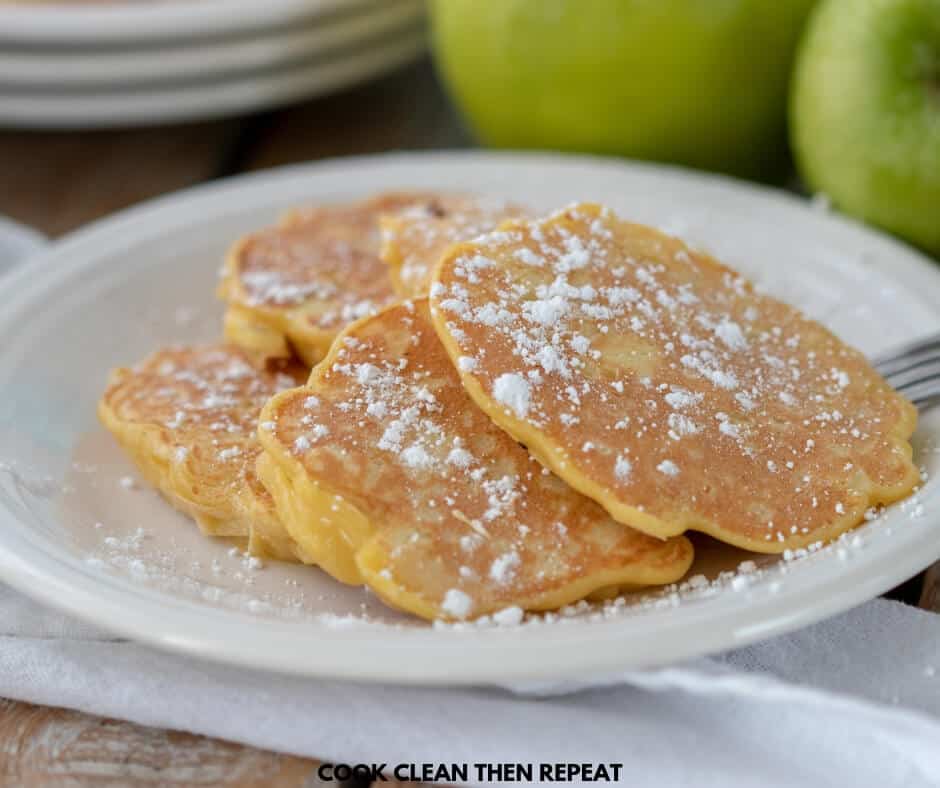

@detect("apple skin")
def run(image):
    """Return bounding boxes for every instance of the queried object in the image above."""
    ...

[791,0,940,255]
[428,0,817,179]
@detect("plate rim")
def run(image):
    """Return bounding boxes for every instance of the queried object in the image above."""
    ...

[0,213,46,271]
[0,0,389,45]
[0,0,423,89]
[1,150,939,685]
[0,30,426,129]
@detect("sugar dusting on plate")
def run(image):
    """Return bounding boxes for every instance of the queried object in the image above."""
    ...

[50,434,415,628]
[0,381,930,635]
[59,447,930,632]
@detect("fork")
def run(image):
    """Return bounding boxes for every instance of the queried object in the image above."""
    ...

[872,332,940,410]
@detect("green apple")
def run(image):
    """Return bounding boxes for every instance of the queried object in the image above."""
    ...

[791,0,940,255]
[428,0,817,178]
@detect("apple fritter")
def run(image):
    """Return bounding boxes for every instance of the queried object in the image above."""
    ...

[98,345,307,561]
[380,194,527,298]
[430,203,919,552]
[218,193,428,366]
[257,299,693,621]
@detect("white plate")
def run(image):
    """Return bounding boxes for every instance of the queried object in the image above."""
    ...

[0,152,938,685]
[0,214,45,273]
[0,0,381,45]
[0,1,423,88]
[0,29,425,128]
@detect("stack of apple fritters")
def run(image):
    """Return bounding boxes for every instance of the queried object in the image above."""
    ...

[100,194,917,621]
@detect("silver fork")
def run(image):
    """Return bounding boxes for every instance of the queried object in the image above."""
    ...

[872,332,940,410]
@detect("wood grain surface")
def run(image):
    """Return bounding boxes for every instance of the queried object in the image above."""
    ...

[920,563,940,612]
[0,699,327,787]
[0,121,241,239]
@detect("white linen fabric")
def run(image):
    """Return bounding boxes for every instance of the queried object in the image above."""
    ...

[1,588,938,788]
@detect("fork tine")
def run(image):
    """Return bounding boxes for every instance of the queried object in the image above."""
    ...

[895,378,940,409]
[880,357,940,390]
[871,332,940,373]
[875,345,940,377]
[871,331,940,411]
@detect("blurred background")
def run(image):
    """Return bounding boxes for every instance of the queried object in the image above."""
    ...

[0,0,936,257]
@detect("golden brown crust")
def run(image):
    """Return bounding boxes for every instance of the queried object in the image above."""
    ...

[218,193,431,365]
[430,203,919,552]
[380,194,528,298]
[257,299,692,620]
[98,345,307,561]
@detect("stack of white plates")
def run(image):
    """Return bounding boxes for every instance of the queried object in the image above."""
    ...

[0,0,426,128]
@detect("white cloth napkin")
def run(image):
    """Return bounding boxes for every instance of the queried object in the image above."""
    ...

[1,586,938,788]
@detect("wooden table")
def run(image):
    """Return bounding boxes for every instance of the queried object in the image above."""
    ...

[0,57,935,785]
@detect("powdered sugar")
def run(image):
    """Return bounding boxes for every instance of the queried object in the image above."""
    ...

[614,454,632,481]
[664,387,702,410]
[240,270,336,307]
[217,446,241,461]
[656,460,680,477]
[442,588,473,619]
[429,202,916,552]
[402,444,434,470]
[489,550,520,584]
[493,373,531,418]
